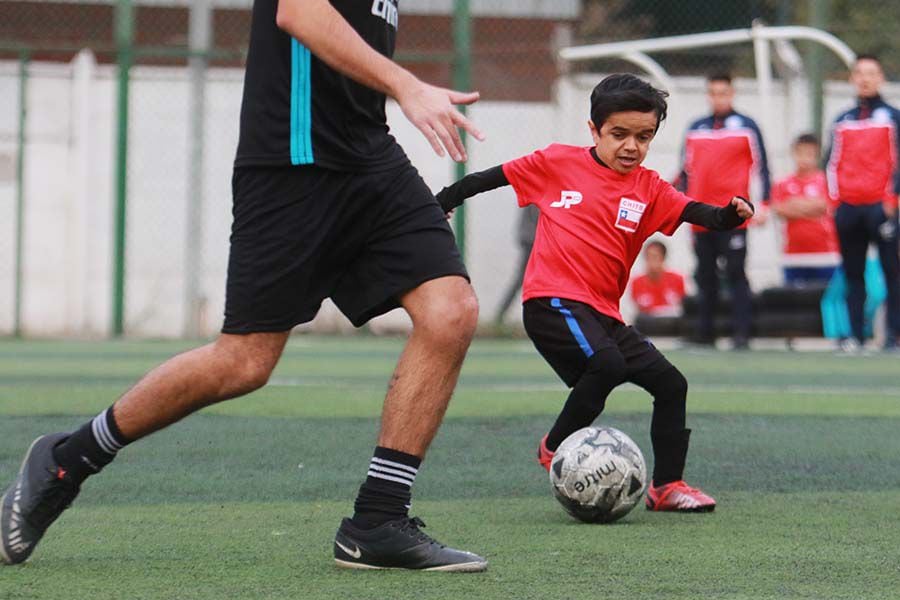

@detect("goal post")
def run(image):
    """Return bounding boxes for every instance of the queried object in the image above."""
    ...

[558,23,856,139]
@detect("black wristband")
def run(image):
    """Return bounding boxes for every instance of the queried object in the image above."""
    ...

[435,187,459,212]
[435,165,509,213]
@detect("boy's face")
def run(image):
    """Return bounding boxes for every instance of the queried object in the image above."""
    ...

[706,80,734,115]
[644,245,665,275]
[589,111,657,174]
[850,58,884,99]
[792,142,819,173]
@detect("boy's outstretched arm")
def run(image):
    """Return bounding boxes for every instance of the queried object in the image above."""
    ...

[435,165,510,213]
[680,196,754,230]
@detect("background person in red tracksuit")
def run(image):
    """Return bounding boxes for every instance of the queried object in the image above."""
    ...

[825,54,900,350]
[676,73,771,349]
[771,133,840,286]
[630,240,686,316]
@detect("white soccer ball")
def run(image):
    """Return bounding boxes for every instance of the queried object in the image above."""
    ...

[549,426,647,523]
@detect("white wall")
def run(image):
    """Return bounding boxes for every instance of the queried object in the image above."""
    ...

[1,55,897,337]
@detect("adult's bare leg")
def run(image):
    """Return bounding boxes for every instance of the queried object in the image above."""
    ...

[113,332,290,439]
[50,331,290,479]
[0,331,289,565]
[336,275,486,572]
[378,275,479,456]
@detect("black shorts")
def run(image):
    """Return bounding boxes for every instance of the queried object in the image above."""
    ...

[223,163,468,333]
[523,297,671,387]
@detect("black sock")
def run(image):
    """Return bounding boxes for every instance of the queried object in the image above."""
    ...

[53,405,130,483]
[646,366,690,486]
[546,349,626,450]
[351,447,421,529]
[651,429,691,486]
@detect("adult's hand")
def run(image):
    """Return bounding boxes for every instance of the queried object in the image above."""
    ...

[276,0,485,163]
[396,79,485,162]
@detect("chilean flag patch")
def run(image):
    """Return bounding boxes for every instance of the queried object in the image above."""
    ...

[615,197,646,233]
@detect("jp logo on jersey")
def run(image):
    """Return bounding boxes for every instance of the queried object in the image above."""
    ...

[551,191,583,209]
[615,197,646,233]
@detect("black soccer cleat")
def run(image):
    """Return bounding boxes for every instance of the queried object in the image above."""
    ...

[1,433,81,565]
[334,516,487,572]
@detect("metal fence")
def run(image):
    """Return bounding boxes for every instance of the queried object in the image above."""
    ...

[1,0,898,338]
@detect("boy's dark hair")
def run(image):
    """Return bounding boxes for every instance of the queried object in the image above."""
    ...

[590,74,669,132]
[645,240,667,258]
[707,72,733,85]
[793,133,820,147]
[855,53,882,67]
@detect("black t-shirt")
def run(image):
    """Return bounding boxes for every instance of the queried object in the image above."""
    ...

[235,0,408,171]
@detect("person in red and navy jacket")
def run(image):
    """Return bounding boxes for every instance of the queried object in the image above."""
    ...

[676,73,771,349]
[824,54,900,350]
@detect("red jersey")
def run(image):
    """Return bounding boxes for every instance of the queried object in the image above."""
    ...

[679,112,771,232]
[630,271,686,316]
[503,144,691,322]
[825,98,900,207]
[771,171,840,265]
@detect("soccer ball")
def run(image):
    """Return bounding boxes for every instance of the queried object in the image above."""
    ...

[549,426,647,523]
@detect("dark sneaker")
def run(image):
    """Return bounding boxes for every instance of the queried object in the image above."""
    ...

[334,516,487,572]
[1,433,81,565]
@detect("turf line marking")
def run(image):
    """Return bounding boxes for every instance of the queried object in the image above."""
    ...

[267,378,900,396]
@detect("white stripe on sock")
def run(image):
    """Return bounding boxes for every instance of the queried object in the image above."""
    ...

[91,410,122,455]
[370,457,418,476]
[100,409,124,450]
[99,414,123,451]
[368,464,416,482]
[366,470,415,487]
[91,417,116,454]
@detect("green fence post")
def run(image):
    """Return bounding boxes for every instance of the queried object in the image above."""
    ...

[808,0,831,139]
[452,0,471,261]
[13,50,30,339]
[185,0,212,338]
[113,0,134,336]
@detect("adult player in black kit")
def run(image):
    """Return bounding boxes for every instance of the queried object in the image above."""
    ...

[1,0,488,572]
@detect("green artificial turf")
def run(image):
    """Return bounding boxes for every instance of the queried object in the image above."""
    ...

[1,337,898,599]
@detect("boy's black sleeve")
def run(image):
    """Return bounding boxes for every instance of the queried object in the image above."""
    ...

[680,197,753,230]
[434,165,509,212]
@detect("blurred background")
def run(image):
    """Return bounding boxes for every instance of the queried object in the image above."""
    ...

[0,0,897,338]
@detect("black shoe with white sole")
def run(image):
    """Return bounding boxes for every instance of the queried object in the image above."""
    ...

[1,433,81,565]
[334,516,487,572]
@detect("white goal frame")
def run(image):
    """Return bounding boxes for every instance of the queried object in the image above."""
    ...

[558,22,856,133]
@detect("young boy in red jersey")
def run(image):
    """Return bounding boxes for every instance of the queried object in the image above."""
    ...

[771,134,840,286]
[630,240,686,316]
[436,74,754,512]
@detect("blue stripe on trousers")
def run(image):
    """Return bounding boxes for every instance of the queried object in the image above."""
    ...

[551,298,594,357]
